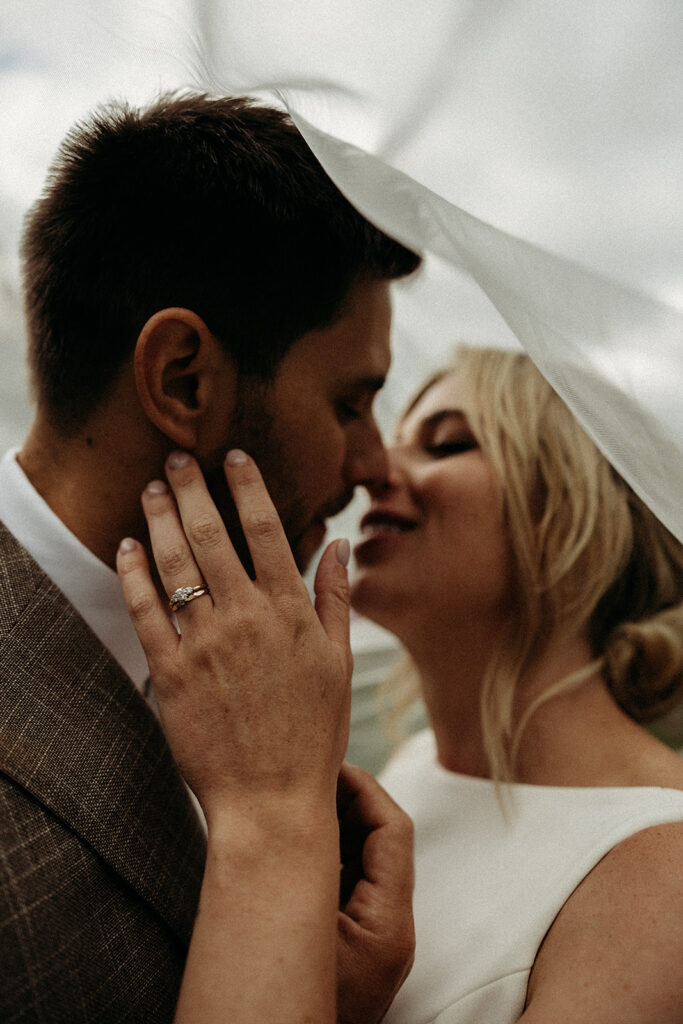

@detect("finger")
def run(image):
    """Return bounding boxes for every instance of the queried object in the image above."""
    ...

[314,539,352,659]
[337,763,414,896]
[141,479,213,620]
[162,452,242,604]
[116,537,180,679]
[223,450,304,592]
[337,762,412,840]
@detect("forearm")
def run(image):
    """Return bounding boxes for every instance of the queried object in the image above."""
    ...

[117,456,355,1022]
[175,802,341,1024]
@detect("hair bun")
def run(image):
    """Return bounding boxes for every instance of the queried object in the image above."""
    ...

[604,604,683,721]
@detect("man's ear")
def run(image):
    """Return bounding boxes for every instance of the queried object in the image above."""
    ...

[134,308,236,450]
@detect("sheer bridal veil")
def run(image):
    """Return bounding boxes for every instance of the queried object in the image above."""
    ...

[1,0,681,540]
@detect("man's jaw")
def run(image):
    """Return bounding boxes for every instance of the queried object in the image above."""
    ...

[318,488,355,523]
[293,490,355,573]
[208,465,355,576]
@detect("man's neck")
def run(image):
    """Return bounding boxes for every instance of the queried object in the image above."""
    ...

[18,408,160,569]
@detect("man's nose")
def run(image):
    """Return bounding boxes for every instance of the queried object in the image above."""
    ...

[358,438,409,501]
[344,419,390,492]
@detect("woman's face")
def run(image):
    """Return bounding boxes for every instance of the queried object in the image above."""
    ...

[350,371,512,641]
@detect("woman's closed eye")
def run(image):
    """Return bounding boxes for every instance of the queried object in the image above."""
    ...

[426,438,478,457]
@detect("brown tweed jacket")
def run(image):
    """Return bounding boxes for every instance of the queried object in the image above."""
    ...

[0,522,206,1022]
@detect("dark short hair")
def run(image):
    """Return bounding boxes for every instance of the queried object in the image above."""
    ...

[22,93,421,431]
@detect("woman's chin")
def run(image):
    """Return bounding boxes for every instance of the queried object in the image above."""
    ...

[350,576,402,633]
[350,578,377,617]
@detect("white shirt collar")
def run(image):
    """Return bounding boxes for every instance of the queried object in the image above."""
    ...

[0,448,149,693]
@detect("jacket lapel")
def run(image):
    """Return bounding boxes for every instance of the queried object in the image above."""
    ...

[0,523,206,946]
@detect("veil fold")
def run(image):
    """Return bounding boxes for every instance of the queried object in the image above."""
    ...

[288,112,683,540]
[191,0,683,540]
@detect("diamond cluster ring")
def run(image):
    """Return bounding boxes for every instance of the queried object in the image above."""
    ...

[169,583,211,613]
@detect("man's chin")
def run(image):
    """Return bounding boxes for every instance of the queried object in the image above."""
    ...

[225,517,327,578]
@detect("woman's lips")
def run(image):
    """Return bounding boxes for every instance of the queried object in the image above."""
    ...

[359,508,419,537]
[354,511,418,565]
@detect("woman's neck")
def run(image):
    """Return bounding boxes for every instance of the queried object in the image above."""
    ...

[515,673,683,788]
[405,623,675,787]
[402,615,504,778]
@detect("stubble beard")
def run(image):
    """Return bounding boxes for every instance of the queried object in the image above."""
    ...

[201,378,312,576]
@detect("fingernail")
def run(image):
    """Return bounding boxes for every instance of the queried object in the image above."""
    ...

[167,450,191,469]
[145,479,168,496]
[336,538,351,567]
[119,537,137,554]
[225,449,248,466]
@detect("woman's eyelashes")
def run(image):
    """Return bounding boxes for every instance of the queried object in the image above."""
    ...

[426,437,478,457]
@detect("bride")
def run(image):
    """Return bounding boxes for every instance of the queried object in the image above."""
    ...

[351,344,683,1024]
[119,342,682,1022]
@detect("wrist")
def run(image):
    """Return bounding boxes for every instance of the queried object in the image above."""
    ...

[202,803,341,950]
[206,793,339,868]
[206,773,337,833]
[181,785,340,1024]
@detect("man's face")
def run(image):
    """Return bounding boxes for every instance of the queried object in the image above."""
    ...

[205,277,393,572]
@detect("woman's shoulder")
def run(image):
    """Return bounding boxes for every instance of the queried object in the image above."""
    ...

[522,819,683,1023]
[620,726,683,790]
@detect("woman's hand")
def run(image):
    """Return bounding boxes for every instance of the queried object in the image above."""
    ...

[116,448,353,1024]
[117,448,352,829]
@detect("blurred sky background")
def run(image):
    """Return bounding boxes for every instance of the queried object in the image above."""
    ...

[2,0,681,452]
[1,1,681,767]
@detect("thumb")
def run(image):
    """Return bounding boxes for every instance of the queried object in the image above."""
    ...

[314,538,352,659]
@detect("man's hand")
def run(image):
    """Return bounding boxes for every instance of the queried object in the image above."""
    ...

[337,762,415,1024]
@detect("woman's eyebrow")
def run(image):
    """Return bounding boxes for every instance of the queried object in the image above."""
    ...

[420,409,467,430]
[395,408,467,443]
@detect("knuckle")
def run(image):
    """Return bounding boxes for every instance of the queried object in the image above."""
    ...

[127,589,157,621]
[244,507,280,544]
[187,514,223,549]
[170,461,199,488]
[391,801,415,838]
[117,556,139,579]
[152,666,181,696]
[328,573,350,605]
[230,608,259,647]
[143,495,171,520]
[156,544,189,577]
[231,457,262,484]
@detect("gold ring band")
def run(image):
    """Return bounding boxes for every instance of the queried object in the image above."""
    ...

[169,584,211,613]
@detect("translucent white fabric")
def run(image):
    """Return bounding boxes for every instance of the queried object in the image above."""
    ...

[189,0,683,541]
[292,115,683,541]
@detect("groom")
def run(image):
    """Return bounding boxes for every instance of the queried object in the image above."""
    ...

[0,93,420,1021]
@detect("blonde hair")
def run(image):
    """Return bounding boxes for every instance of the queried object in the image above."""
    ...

[391,345,683,781]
